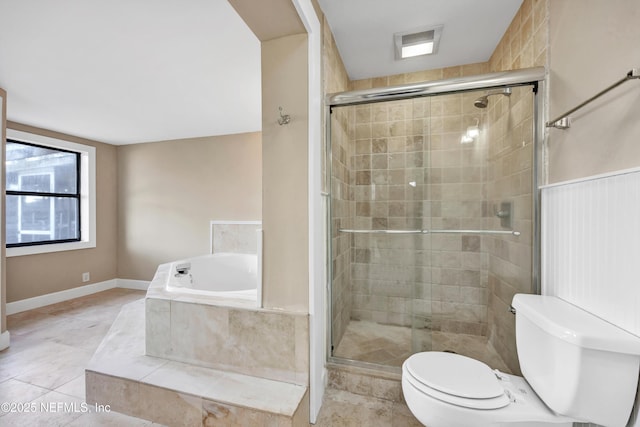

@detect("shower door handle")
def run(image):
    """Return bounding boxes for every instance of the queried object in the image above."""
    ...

[339,228,520,236]
[338,229,422,234]
[426,229,520,236]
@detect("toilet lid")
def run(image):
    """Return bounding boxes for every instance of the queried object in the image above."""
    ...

[404,352,510,409]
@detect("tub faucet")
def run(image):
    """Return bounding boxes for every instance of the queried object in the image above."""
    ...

[175,263,191,277]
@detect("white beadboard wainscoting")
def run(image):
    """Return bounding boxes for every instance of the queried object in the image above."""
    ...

[542,168,640,427]
[541,167,640,336]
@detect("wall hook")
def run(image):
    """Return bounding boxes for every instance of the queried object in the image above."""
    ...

[278,106,290,125]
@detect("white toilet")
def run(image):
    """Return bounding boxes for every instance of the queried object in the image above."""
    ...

[402,294,640,427]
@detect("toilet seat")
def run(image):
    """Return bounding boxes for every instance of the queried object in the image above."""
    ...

[403,352,510,410]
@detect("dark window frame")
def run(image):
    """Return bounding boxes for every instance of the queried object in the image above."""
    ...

[6,139,82,248]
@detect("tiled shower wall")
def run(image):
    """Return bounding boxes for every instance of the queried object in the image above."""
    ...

[483,86,535,374]
[330,106,354,347]
[324,0,548,372]
[486,0,548,374]
[323,15,353,348]
[428,93,489,336]
[342,93,490,336]
[350,99,431,328]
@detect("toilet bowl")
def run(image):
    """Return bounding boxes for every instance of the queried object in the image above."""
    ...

[401,352,574,427]
[402,294,640,427]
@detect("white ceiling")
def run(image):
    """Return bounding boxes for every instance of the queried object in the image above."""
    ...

[317,0,523,80]
[0,1,523,145]
[0,0,261,145]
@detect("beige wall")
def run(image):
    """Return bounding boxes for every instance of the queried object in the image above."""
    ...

[5,122,118,303]
[261,34,309,312]
[116,133,261,280]
[228,0,305,41]
[548,0,640,183]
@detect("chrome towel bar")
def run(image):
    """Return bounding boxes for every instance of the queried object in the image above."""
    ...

[547,68,640,129]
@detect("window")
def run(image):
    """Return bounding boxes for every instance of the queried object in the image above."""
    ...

[6,141,81,246]
[6,129,96,257]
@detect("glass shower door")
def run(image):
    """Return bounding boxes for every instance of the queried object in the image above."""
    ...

[412,90,489,355]
[330,97,432,367]
[329,83,537,375]
[412,86,536,374]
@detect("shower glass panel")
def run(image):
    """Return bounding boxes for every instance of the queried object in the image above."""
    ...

[329,82,537,374]
[330,98,431,367]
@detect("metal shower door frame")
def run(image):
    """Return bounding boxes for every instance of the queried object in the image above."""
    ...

[324,66,547,367]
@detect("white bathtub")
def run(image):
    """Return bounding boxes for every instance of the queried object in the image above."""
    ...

[163,253,260,305]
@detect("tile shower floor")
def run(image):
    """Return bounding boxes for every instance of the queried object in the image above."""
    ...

[333,319,511,373]
[1,289,423,426]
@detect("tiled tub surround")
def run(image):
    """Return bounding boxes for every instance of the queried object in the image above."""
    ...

[86,255,310,425]
[146,298,309,385]
[210,220,262,254]
[87,299,309,427]
[145,262,309,385]
[4,289,420,426]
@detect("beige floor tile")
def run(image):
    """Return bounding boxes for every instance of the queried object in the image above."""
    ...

[0,341,79,381]
[0,379,50,417]
[13,344,93,390]
[333,320,412,367]
[72,304,131,324]
[1,289,151,426]
[391,401,423,427]
[6,311,61,336]
[35,321,111,353]
[53,374,86,399]
[315,388,417,427]
[0,391,85,427]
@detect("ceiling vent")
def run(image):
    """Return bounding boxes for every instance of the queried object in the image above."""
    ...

[394,25,443,60]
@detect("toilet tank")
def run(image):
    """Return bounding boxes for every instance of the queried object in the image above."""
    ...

[512,294,640,427]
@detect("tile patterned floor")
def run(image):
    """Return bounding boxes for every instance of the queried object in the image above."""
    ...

[314,389,421,427]
[0,289,424,426]
[333,319,511,373]
[0,288,158,426]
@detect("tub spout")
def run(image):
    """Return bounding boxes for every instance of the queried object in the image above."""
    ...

[175,262,191,276]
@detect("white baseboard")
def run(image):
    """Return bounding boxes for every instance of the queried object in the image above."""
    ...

[5,278,150,315]
[0,330,10,351]
[6,279,118,315]
[116,279,150,291]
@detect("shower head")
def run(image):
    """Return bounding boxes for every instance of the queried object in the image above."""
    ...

[474,96,489,109]
[473,87,512,109]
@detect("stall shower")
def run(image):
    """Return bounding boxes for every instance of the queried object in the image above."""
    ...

[327,68,545,374]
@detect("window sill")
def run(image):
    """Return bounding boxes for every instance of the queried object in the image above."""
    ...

[7,240,96,257]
